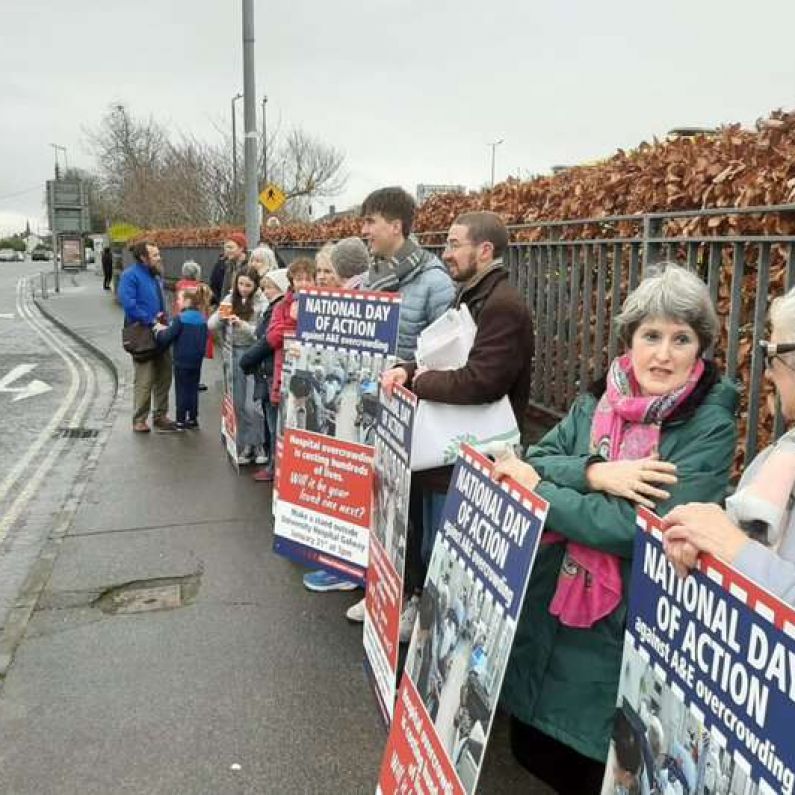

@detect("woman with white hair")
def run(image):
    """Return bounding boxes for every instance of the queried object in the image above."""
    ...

[248,245,278,280]
[493,264,739,793]
[664,286,795,604]
[315,242,342,289]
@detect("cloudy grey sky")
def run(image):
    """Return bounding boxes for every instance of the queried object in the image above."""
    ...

[2,0,794,235]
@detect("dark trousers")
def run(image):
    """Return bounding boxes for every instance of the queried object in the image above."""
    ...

[509,717,605,795]
[404,481,426,594]
[174,366,201,424]
[265,401,278,463]
[102,262,113,289]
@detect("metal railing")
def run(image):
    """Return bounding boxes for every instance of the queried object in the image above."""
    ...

[421,204,795,465]
[150,204,795,464]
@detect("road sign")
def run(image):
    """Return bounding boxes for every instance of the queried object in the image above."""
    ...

[259,183,286,213]
[46,179,90,234]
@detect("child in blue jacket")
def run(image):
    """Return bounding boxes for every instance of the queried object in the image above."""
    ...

[155,285,210,430]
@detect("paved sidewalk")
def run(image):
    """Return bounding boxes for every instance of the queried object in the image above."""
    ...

[0,269,550,793]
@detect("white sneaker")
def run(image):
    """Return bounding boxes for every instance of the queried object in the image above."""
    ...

[254,445,267,465]
[237,446,254,465]
[399,595,420,643]
[345,597,366,623]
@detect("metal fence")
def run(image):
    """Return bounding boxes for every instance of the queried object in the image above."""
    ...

[420,204,795,465]
[147,203,795,464]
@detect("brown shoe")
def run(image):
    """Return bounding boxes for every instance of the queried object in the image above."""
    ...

[153,416,179,433]
[133,421,151,433]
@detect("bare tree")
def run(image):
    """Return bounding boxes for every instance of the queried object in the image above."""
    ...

[83,105,348,229]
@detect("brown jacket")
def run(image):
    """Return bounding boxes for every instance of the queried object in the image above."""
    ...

[409,261,534,490]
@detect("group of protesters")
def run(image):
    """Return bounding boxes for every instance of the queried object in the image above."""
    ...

[118,185,795,794]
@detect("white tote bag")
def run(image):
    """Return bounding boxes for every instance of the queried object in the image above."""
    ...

[411,396,520,471]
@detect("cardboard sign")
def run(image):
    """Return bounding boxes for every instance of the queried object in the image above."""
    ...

[602,509,795,795]
[364,385,416,722]
[274,290,401,583]
[378,446,547,794]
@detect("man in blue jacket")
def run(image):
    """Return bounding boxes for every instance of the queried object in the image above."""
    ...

[118,242,178,433]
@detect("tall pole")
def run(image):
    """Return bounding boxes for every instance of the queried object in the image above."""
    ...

[231,92,243,221]
[48,143,66,293]
[261,95,268,185]
[489,138,504,188]
[242,0,259,247]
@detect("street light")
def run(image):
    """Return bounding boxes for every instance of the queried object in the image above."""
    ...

[231,92,243,215]
[49,142,68,178]
[488,139,504,188]
[261,95,268,185]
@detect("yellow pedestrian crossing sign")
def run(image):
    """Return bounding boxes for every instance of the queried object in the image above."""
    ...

[259,183,286,213]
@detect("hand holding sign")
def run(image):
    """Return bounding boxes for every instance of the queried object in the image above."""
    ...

[662,502,749,569]
[491,449,540,491]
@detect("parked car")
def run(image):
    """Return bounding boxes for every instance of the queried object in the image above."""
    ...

[0,248,18,262]
[31,248,52,261]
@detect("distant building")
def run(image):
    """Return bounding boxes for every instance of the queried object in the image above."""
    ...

[316,204,360,223]
[416,184,466,205]
[666,127,717,140]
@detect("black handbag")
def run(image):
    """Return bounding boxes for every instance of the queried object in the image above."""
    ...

[122,322,158,362]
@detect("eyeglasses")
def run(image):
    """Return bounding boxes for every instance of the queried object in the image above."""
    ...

[760,340,795,370]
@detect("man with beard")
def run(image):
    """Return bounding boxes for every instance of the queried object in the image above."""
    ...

[382,211,534,614]
[118,241,178,433]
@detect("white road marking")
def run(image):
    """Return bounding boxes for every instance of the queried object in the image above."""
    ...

[0,363,52,402]
[0,280,83,517]
[0,313,14,319]
[0,280,97,538]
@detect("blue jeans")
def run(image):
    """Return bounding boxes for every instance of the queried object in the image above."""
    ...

[174,366,201,424]
[420,491,447,566]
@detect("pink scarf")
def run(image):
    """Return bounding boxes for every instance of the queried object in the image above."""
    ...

[546,354,705,628]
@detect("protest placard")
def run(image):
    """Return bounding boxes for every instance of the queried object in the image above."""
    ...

[602,509,795,795]
[274,289,401,582]
[220,330,239,472]
[377,445,547,794]
[364,384,416,723]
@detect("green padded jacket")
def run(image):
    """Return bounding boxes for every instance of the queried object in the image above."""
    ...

[500,365,739,763]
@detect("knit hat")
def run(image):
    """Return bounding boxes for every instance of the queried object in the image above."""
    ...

[226,232,248,250]
[331,237,370,279]
[262,268,289,294]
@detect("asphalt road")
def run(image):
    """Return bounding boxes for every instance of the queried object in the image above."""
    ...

[0,259,114,637]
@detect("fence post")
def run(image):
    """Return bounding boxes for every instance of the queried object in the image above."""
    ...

[642,214,663,273]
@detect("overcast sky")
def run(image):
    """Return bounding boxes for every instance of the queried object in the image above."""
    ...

[2,0,794,235]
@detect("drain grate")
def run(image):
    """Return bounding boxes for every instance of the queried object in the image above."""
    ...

[55,427,99,439]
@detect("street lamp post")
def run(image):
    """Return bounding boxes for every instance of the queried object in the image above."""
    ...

[49,142,67,179]
[261,95,268,186]
[488,139,504,188]
[242,0,259,247]
[231,92,243,219]
[48,143,68,293]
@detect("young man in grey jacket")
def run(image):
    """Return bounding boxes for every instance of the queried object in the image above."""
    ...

[302,186,455,597]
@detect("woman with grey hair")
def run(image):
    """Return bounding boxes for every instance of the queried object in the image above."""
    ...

[174,260,202,313]
[248,245,278,279]
[492,264,739,793]
[332,237,370,289]
[663,285,795,605]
